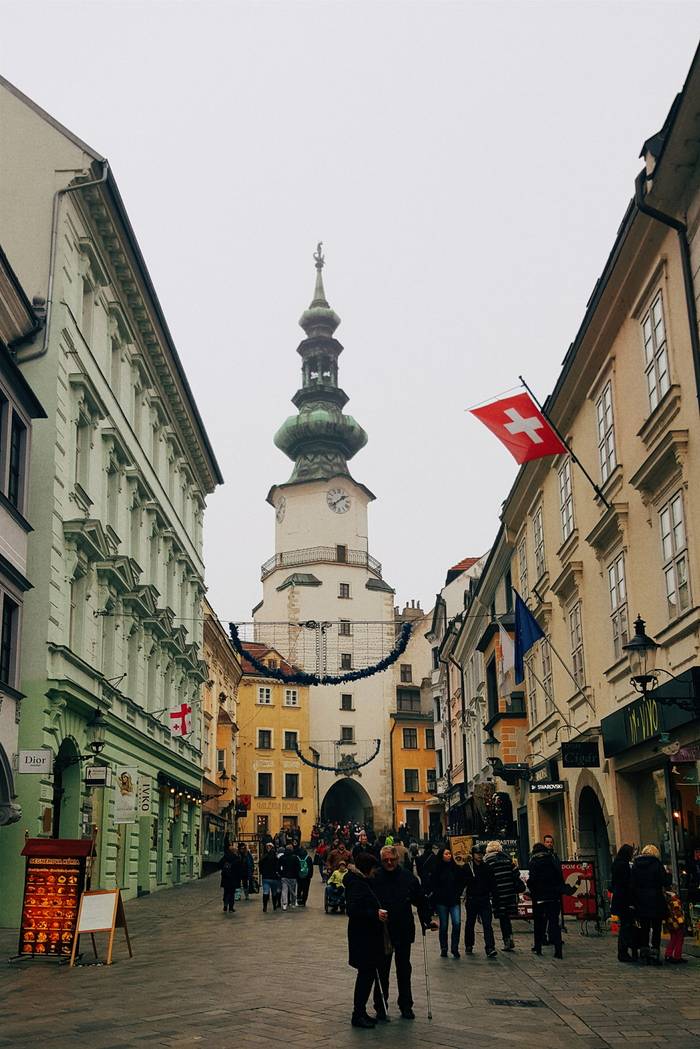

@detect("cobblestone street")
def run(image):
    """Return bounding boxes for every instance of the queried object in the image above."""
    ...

[1,875,699,1049]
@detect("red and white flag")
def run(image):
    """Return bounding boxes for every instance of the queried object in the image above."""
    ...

[470,391,568,465]
[169,702,192,737]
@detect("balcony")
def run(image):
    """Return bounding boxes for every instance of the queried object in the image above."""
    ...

[261,546,382,581]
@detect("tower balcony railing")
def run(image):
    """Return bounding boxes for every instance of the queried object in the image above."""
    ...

[261,545,382,581]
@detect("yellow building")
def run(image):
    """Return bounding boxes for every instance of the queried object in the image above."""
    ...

[201,602,241,865]
[237,644,315,841]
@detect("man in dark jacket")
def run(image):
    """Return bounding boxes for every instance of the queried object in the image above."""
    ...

[464,845,497,957]
[280,843,301,909]
[352,830,380,873]
[610,844,636,962]
[238,842,255,900]
[295,843,314,906]
[483,841,521,950]
[345,854,386,1028]
[259,841,282,912]
[218,843,244,912]
[528,842,566,957]
[371,845,436,1020]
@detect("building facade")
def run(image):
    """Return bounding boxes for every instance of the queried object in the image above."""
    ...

[236,644,314,841]
[0,79,222,924]
[0,245,46,829]
[201,601,241,866]
[252,249,397,830]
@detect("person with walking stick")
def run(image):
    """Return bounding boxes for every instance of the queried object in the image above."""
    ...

[372,845,437,1021]
[344,853,387,1028]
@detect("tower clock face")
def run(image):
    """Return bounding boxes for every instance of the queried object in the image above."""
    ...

[327,488,351,513]
[275,497,287,522]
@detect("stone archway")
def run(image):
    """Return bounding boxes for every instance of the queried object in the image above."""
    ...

[0,743,21,826]
[52,738,82,838]
[321,778,373,829]
[578,784,612,892]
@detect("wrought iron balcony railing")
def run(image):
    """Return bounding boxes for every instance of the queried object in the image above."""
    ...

[261,545,382,581]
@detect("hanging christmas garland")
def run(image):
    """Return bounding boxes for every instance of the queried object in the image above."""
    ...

[228,620,412,685]
[293,738,381,773]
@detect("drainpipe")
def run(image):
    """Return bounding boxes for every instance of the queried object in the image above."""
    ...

[16,160,110,364]
[389,717,397,835]
[634,169,700,414]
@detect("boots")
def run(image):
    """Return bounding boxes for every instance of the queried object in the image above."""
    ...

[532,944,542,955]
[503,937,515,951]
[554,944,563,959]
[263,893,269,913]
[272,893,281,911]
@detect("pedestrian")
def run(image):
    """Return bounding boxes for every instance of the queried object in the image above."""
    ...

[352,830,380,872]
[415,842,434,884]
[238,842,255,900]
[610,843,637,963]
[274,825,287,852]
[429,845,466,958]
[464,844,497,957]
[295,842,314,906]
[543,833,565,934]
[218,842,243,913]
[259,840,282,912]
[663,888,687,964]
[371,844,437,1021]
[280,842,301,910]
[528,842,565,959]
[327,838,351,872]
[630,844,671,965]
[483,840,521,951]
[315,841,329,882]
[408,840,419,872]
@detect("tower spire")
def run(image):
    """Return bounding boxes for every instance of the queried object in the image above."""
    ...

[273,246,367,483]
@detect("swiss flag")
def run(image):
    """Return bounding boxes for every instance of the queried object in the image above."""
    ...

[470,392,568,465]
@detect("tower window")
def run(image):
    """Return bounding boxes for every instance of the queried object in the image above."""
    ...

[340,726,355,744]
[339,620,352,636]
[339,583,351,599]
[336,545,347,563]
[340,693,353,711]
[340,653,352,670]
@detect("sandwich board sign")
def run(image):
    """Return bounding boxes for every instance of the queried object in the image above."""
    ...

[69,888,133,966]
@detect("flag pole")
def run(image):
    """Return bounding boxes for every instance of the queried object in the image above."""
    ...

[518,375,612,511]
[524,644,575,735]
[546,640,597,717]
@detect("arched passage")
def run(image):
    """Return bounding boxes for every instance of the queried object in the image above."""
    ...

[52,738,82,838]
[578,785,612,892]
[321,778,373,829]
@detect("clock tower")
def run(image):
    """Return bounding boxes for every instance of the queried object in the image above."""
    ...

[254,246,396,830]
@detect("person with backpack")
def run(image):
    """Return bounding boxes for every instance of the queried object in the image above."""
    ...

[280,843,301,910]
[295,843,314,906]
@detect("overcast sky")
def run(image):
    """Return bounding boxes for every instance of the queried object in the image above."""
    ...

[3,2,700,622]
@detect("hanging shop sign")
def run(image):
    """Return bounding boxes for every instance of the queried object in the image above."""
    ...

[137,775,152,815]
[561,741,600,768]
[601,668,699,757]
[16,838,93,960]
[18,749,52,774]
[561,861,596,918]
[529,781,566,794]
[114,767,138,823]
[85,765,111,787]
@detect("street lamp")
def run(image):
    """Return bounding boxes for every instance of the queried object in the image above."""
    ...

[623,614,659,694]
[483,725,500,766]
[86,707,107,756]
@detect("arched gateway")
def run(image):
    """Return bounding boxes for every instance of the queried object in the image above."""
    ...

[321,778,373,829]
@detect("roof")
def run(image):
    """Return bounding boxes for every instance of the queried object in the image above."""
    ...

[445,556,481,586]
[239,641,300,678]
[276,572,322,592]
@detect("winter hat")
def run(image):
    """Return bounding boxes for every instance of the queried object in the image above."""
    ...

[385,835,394,846]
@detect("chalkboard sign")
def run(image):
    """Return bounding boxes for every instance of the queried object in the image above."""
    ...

[70,889,133,966]
[561,741,600,768]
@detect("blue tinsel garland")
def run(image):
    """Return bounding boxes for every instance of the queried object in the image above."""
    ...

[228,621,412,686]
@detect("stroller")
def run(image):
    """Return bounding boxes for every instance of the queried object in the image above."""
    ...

[324,881,346,914]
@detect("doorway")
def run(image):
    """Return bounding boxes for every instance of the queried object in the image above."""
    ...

[578,785,612,896]
[321,778,373,828]
[52,739,82,838]
[405,809,420,841]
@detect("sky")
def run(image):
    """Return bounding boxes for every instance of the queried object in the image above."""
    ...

[3,1,700,622]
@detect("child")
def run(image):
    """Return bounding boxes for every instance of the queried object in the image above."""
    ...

[663,889,686,964]
[328,860,348,889]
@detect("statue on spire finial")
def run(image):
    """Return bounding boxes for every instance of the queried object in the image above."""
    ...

[313,241,324,270]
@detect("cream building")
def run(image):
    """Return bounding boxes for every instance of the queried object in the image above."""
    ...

[0,78,222,923]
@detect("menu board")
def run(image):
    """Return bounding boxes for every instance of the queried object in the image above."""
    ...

[18,839,92,959]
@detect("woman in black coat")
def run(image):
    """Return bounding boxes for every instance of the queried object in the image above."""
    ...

[630,844,671,965]
[528,843,566,957]
[610,843,635,962]
[428,846,467,958]
[344,853,387,1029]
[219,844,243,913]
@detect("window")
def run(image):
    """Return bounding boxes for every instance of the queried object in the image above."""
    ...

[336,544,347,563]
[432,647,439,671]
[339,619,352,637]
[425,728,435,750]
[525,654,538,725]
[340,653,352,670]
[257,687,272,705]
[404,769,419,793]
[257,772,272,798]
[660,492,690,617]
[608,553,629,660]
[559,460,574,541]
[284,773,299,799]
[541,637,554,714]
[267,659,278,670]
[642,291,670,412]
[400,664,412,683]
[533,507,546,579]
[257,729,272,749]
[338,582,351,599]
[340,693,353,711]
[340,726,354,744]
[402,728,418,749]
[397,689,421,713]
[504,567,513,612]
[284,688,298,707]
[486,657,499,721]
[426,769,437,793]
[284,730,298,752]
[596,381,617,483]
[0,594,19,686]
[7,413,26,510]
[569,602,585,687]
[216,748,225,774]
[517,536,529,601]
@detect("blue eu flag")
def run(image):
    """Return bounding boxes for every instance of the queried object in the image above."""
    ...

[514,591,545,684]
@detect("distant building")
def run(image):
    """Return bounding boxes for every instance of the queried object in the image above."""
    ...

[0,245,46,828]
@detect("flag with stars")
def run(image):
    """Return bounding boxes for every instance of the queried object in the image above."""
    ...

[470,391,568,464]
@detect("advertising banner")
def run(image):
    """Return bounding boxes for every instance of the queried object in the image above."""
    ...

[114,767,138,824]
[517,869,533,919]
[562,860,596,917]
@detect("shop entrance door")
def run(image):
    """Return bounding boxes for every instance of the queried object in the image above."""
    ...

[405,809,421,841]
[578,786,611,897]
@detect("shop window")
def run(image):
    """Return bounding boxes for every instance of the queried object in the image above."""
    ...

[659,492,690,618]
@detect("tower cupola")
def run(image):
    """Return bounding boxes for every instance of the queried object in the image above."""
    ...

[273,244,368,483]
